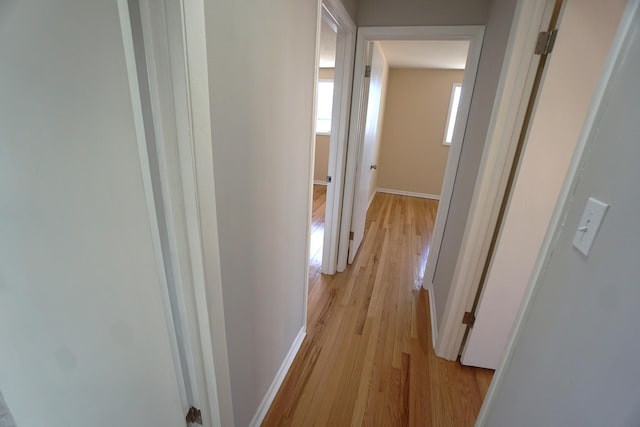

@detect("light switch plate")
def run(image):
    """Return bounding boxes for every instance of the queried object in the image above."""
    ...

[572,197,609,256]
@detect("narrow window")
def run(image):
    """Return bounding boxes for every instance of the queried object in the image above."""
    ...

[316,80,334,134]
[443,83,462,145]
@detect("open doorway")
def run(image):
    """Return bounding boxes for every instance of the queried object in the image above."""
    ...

[338,27,484,286]
[309,13,338,279]
[372,40,470,285]
[305,0,356,299]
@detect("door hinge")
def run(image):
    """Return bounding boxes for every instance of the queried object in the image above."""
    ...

[186,407,203,425]
[349,231,354,240]
[462,311,476,328]
[326,175,332,183]
[535,29,558,55]
[364,65,371,77]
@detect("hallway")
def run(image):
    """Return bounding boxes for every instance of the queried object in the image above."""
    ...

[264,192,493,426]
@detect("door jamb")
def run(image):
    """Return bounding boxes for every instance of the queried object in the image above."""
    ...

[318,0,356,275]
[337,26,485,275]
[433,0,559,359]
[121,0,234,425]
[476,1,638,422]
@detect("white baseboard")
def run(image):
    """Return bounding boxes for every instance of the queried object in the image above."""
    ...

[313,180,327,186]
[427,286,438,349]
[249,327,306,427]
[376,187,440,200]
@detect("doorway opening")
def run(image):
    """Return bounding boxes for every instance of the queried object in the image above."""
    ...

[304,0,356,320]
[309,12,338,279]
[338,27,484,299]
[375,39,471,287]
[350,38,471,275]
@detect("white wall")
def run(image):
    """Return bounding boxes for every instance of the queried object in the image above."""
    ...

[202,1,318,425]
[482,6,640,424]
[463,0,626,369]
[0,1,185,425]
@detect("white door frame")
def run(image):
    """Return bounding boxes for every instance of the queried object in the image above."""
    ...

[476,0,638,422]
[123,0,234,425]
[318,0,356,275]
[337,26,485,273]
[433,0,558,359]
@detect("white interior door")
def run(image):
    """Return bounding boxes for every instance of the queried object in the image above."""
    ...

[461,0,626,369]
[0,1,186,425]
[348,42,387,263]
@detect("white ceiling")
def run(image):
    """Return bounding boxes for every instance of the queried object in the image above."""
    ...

[378,40,470,69]
[319,18,337,68]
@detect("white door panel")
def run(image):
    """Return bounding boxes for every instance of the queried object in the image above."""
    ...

[348,42,387,263]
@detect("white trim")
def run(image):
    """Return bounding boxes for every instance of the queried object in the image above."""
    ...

[126,0,235,425]
[476,1,638,423]
[376,188,440,200]
[339,26,485,275]
[249,328,307,427]
[137,0,203,413]
[428,288,439,348]
[314,180,328,186]
[315,131,332,136]
[433,0,558,360]
[180,1,235,423]
[320,0,356,275]
[117,0,192,414]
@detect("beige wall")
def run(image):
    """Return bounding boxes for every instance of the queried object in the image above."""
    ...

[318,67,334,80]
[314,134,330,182]
[377,68,463,196]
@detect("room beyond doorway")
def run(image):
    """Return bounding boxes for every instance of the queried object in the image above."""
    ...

[337,27,485,313]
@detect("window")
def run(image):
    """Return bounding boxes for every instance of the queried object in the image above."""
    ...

[316,80,334,134]
[443,83,462,145]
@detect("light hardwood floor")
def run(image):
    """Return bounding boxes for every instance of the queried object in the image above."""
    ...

[263,187,493,426]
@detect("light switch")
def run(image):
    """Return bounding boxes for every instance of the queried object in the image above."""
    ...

[572,197,609,256]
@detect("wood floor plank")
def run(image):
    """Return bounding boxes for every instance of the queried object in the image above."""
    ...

[262,188,493,427]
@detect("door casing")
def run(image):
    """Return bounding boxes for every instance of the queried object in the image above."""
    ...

[313,0,357,275]
[337,25,485,282]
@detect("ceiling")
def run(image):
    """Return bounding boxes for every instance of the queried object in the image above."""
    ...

[319,19,337,68]
[378,40,470,69]
[319,23,470,71]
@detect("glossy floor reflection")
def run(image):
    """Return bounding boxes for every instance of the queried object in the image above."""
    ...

[266,191,494,426]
